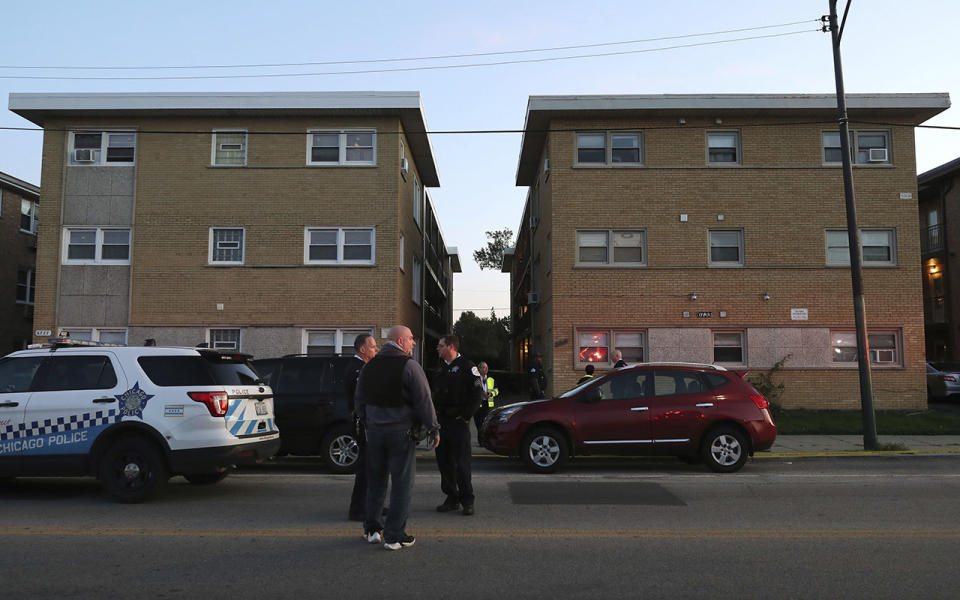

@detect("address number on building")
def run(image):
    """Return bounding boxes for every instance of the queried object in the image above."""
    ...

[696,312,713,318]
[35,329,52,337]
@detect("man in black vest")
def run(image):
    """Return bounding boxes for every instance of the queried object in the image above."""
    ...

[355,325,439,551]
[433,334,484,516]
[346,332,378,522]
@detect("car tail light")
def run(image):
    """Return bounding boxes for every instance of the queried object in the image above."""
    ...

[942,375,958,383]
[749,395,769,410]
[188,391,229,417]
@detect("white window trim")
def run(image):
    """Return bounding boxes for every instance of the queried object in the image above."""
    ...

[574,131,644,166]
[708,229,744,267]
[60,327,129,344]
[413,174,422,228]
[68,130,137,166]
[576,229,647,267]
[822,129,892,166]
[211,129,248,166]
[209,227,246,266]
[573,327,646,368]
[712,330,746,365]
[207,328,242,351]
[412,257,422,306]
[304,226,375,265]
[15,268,34,306]
[301,327,374,355]
[62,227,131,265]
[399,232,406,272]
[825,228,897,267]
[706,130,741,166]
[830,329,902,367]
[306,129,377,166]
[20,198,38,234]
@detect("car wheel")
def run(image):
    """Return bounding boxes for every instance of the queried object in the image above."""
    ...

[322,425,359,474]
[99,436,169,503]
[521,427,568,474]
[184,471,229,485]
[701,426,748,473]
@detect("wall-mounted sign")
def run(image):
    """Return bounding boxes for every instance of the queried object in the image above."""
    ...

[791,308,809,321]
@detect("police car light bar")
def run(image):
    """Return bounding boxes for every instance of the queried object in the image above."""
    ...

[45,337,127,348]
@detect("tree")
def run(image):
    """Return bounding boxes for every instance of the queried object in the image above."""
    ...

[473,228,514,271]
[453,309,510,369]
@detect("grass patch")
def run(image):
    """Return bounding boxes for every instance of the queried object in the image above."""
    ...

[774,409,960,435]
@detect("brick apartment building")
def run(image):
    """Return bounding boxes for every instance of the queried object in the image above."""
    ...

[8,91,459,363]
[504,93,950,409]
[0,171,40,353]
[918,156,960,361]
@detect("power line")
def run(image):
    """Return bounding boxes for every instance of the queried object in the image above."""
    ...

[0,30,817,81]
[0,20,818,71]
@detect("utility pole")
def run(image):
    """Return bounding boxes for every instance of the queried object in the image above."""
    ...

[823,0,878,450]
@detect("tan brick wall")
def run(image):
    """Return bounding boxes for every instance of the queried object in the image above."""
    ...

[529,115,926,409]
[31,115,433,354]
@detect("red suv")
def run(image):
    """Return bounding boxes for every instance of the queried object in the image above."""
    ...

[481,363,776,473]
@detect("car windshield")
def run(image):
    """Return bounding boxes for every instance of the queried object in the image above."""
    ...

[559,378,596,398]
[932,362,960,372]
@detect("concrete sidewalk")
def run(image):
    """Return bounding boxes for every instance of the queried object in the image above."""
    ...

[460,435,960,458]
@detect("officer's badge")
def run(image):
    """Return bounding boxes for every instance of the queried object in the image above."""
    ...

[471,366,481,377]
[116,382,154,420]
[451,365,459,373]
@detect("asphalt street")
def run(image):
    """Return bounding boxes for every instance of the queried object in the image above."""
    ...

[2,454,959,599]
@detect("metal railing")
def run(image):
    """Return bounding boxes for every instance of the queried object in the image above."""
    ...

[921,224,943,254]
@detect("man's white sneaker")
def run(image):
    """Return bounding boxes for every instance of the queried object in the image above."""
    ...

[383,535,416,550]
[363,530,382,544]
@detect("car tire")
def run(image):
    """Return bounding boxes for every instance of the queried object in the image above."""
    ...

[520,427,568,474]
[184,471,229,485]
[322,425,359,474]
[99,436,169,503]
[701,426,749,473]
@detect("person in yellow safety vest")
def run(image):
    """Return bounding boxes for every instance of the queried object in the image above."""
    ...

[474,361,499,445]
[577,364,595,385]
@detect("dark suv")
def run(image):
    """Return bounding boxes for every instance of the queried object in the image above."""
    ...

[253,355,358,473]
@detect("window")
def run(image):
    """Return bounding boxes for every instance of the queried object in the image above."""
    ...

[20,198,38,234]
[654,370,706,396]
[577,230,646,266]
[831,330,901,366]
[399,233,405,272]
[210,228,245,264]
[578,331,609,363]
[707,131,740,164]
[597,371,651,400]
[823,130,891,165]
[16,269,34,305]
[33,355,118,391]
[212,130,247,166]
[305,227,375,265]
[713,331,744,364]
[825,229,896,266]
[0,356,45,393]
[413,174,422,227]
[576,131,643,165]
[614,331,644,363]
[576,328,647,367]
[412,258,422,305]
[307,130,376,165]
[69,131,136,166]
[304,328,373,355]
[209,328,241,351]
[709,230,743,266]
[62,328,128,345]
[63,228,131,265]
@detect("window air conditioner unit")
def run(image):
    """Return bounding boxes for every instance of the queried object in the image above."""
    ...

[74,148,96,162]
[868,148,888,162]
[527,292,539,305]
[400,157,409,175]
[544,158,550,173]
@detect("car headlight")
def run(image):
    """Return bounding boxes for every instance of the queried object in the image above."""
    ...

[494,406,523,423]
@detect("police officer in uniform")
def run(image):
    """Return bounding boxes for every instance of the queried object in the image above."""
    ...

[345,333,378,522]
[473,361,498,444]
[433,334,484,516]
[529,352,547,399]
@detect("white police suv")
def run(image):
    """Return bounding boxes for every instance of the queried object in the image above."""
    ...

[0,339,280,502]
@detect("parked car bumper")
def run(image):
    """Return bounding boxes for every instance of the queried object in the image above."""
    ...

[168,434,281,474]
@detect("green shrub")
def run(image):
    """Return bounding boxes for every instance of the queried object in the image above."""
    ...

[746,354,790,413]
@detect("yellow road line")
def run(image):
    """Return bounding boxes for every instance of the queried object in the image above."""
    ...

[2,526,959,539]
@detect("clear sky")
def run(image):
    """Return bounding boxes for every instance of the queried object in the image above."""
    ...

[2,0,957,321]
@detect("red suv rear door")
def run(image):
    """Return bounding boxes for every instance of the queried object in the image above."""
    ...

[648,369,714,452]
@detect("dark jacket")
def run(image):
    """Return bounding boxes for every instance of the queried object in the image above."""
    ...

[355,342,437,432]
[432,354,484,421]
[344,355,364,413]
[529,364,547,399]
